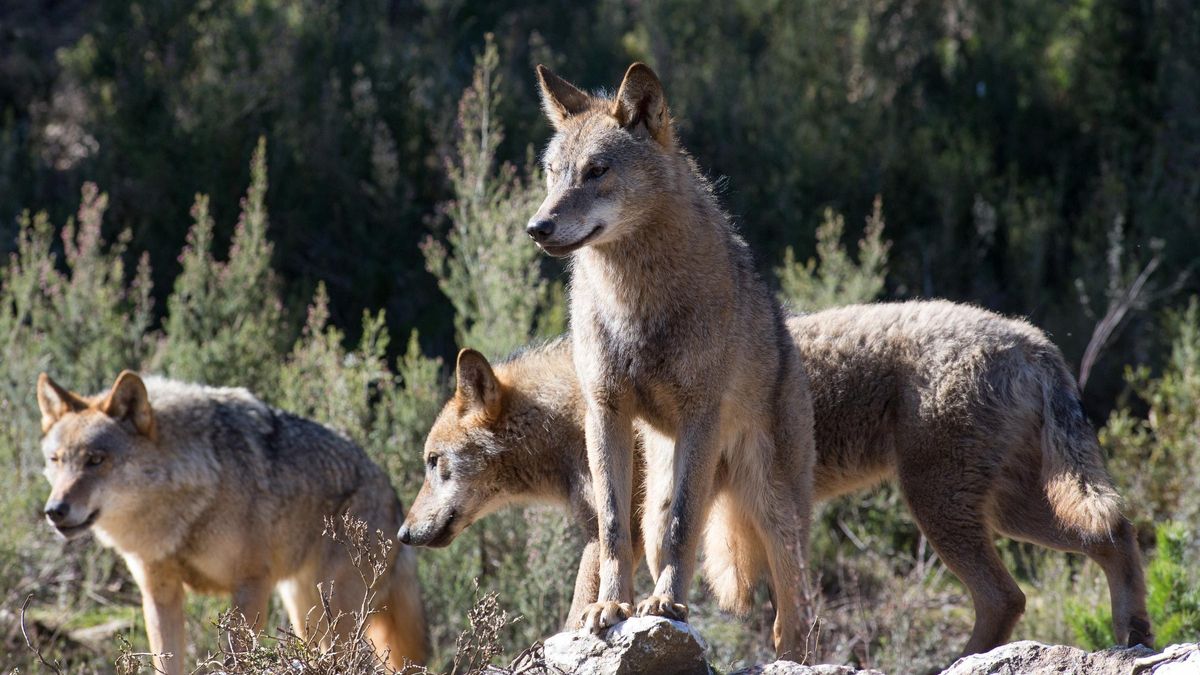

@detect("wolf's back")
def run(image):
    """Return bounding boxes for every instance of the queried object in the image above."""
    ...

[145,376,389,501]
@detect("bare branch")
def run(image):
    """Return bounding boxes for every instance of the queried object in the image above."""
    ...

[1079,251,1162,391]
[19,595,65,675]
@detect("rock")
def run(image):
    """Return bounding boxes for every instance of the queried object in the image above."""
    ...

[69,617,135,647]
[1133,643,1200,673]
[730,661,883,675]
[541,621,1200,675]
[941,640,1158,675]
[543,615,710,675]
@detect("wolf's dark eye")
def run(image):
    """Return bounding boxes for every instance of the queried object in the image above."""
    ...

[427,454,440,470]
[585,165,608,180]
[48,454,60,464]
[86,454,105,467]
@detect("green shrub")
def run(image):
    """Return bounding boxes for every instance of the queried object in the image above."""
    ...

[1145,523,1200,645]
[1103,298,1200,528]
[159,137,287,389]
[0,183,153,671]
[422,34,554,361]
[414,36,580,665]
[776,196,890,312]
[1067,523,1200,649]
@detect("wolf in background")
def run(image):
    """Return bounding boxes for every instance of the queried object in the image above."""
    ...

[37,371,428,674]
[526,61,817,658]
[401,301,1153,658]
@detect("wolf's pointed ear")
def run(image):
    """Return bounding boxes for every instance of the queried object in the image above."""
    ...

[613,63,671,147]
[37,373,88,433]
[99,371,155,438]
[536,64,591,129]
[455,349,501,420]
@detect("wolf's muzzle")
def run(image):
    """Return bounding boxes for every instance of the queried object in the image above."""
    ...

[397,510,458,548]
[48,507,99,539]
[44,499,71,524]
[526,218,556,243]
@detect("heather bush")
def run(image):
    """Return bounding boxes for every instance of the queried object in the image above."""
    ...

[158,137,288,389]
[0,183,154,671]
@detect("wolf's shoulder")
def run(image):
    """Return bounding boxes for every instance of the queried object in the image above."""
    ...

[142,376,274,437]
[144,375,268,411]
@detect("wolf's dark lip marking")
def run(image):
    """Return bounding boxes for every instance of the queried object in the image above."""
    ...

[54,509,99,537]
[421,509,460,548]
[540,225,603,257]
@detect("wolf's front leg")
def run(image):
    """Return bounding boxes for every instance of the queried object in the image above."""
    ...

[637,411,721,622]
[568,527,648,630]
[579,402,636,633]
[131,559,187,675]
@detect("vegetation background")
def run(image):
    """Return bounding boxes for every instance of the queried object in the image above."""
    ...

[1,1,1198,672]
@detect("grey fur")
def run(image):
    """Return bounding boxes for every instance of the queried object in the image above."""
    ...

[38,373,427,674]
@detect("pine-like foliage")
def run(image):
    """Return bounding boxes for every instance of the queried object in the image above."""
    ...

[159,137,286,387]
[422,34,552,360]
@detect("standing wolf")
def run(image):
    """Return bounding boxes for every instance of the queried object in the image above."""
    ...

[527,62,817,656]
[401,301,1152,658]
[37,371,427,674]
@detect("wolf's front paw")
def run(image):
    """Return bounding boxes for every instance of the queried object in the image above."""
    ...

[635,594,688,621]
[579,601,633,634]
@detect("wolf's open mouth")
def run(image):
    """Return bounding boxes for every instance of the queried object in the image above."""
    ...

[54,509,99,538]
[540,225,603,257]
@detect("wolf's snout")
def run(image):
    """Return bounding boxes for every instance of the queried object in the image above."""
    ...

[397,523,412,545]
[526,218,556,243]
[44,499,70,524]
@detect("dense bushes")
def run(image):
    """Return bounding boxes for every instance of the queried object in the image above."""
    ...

[3,1,1197,392]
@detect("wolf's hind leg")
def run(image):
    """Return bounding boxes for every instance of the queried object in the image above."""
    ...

[991,482,1152,648]
[369,547,429,667]
[732,451,812,661]
[278,571,329,646]
[639,427,676,580]
[899,454,1025,656]
[755,361,817,661]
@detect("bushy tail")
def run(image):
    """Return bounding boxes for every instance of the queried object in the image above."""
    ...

[701,494,766,616]
[1039,357,1123,538]
[367,546,428,668]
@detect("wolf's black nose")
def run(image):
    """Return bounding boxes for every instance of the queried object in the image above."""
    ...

[44,500,70,524]
[397,524,411,545]
[526,219,556,242]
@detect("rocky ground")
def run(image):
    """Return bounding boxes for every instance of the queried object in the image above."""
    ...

[537,617,1200,675]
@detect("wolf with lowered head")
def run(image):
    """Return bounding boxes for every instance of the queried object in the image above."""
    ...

[37,371,427,674]
[526,62,817,657]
